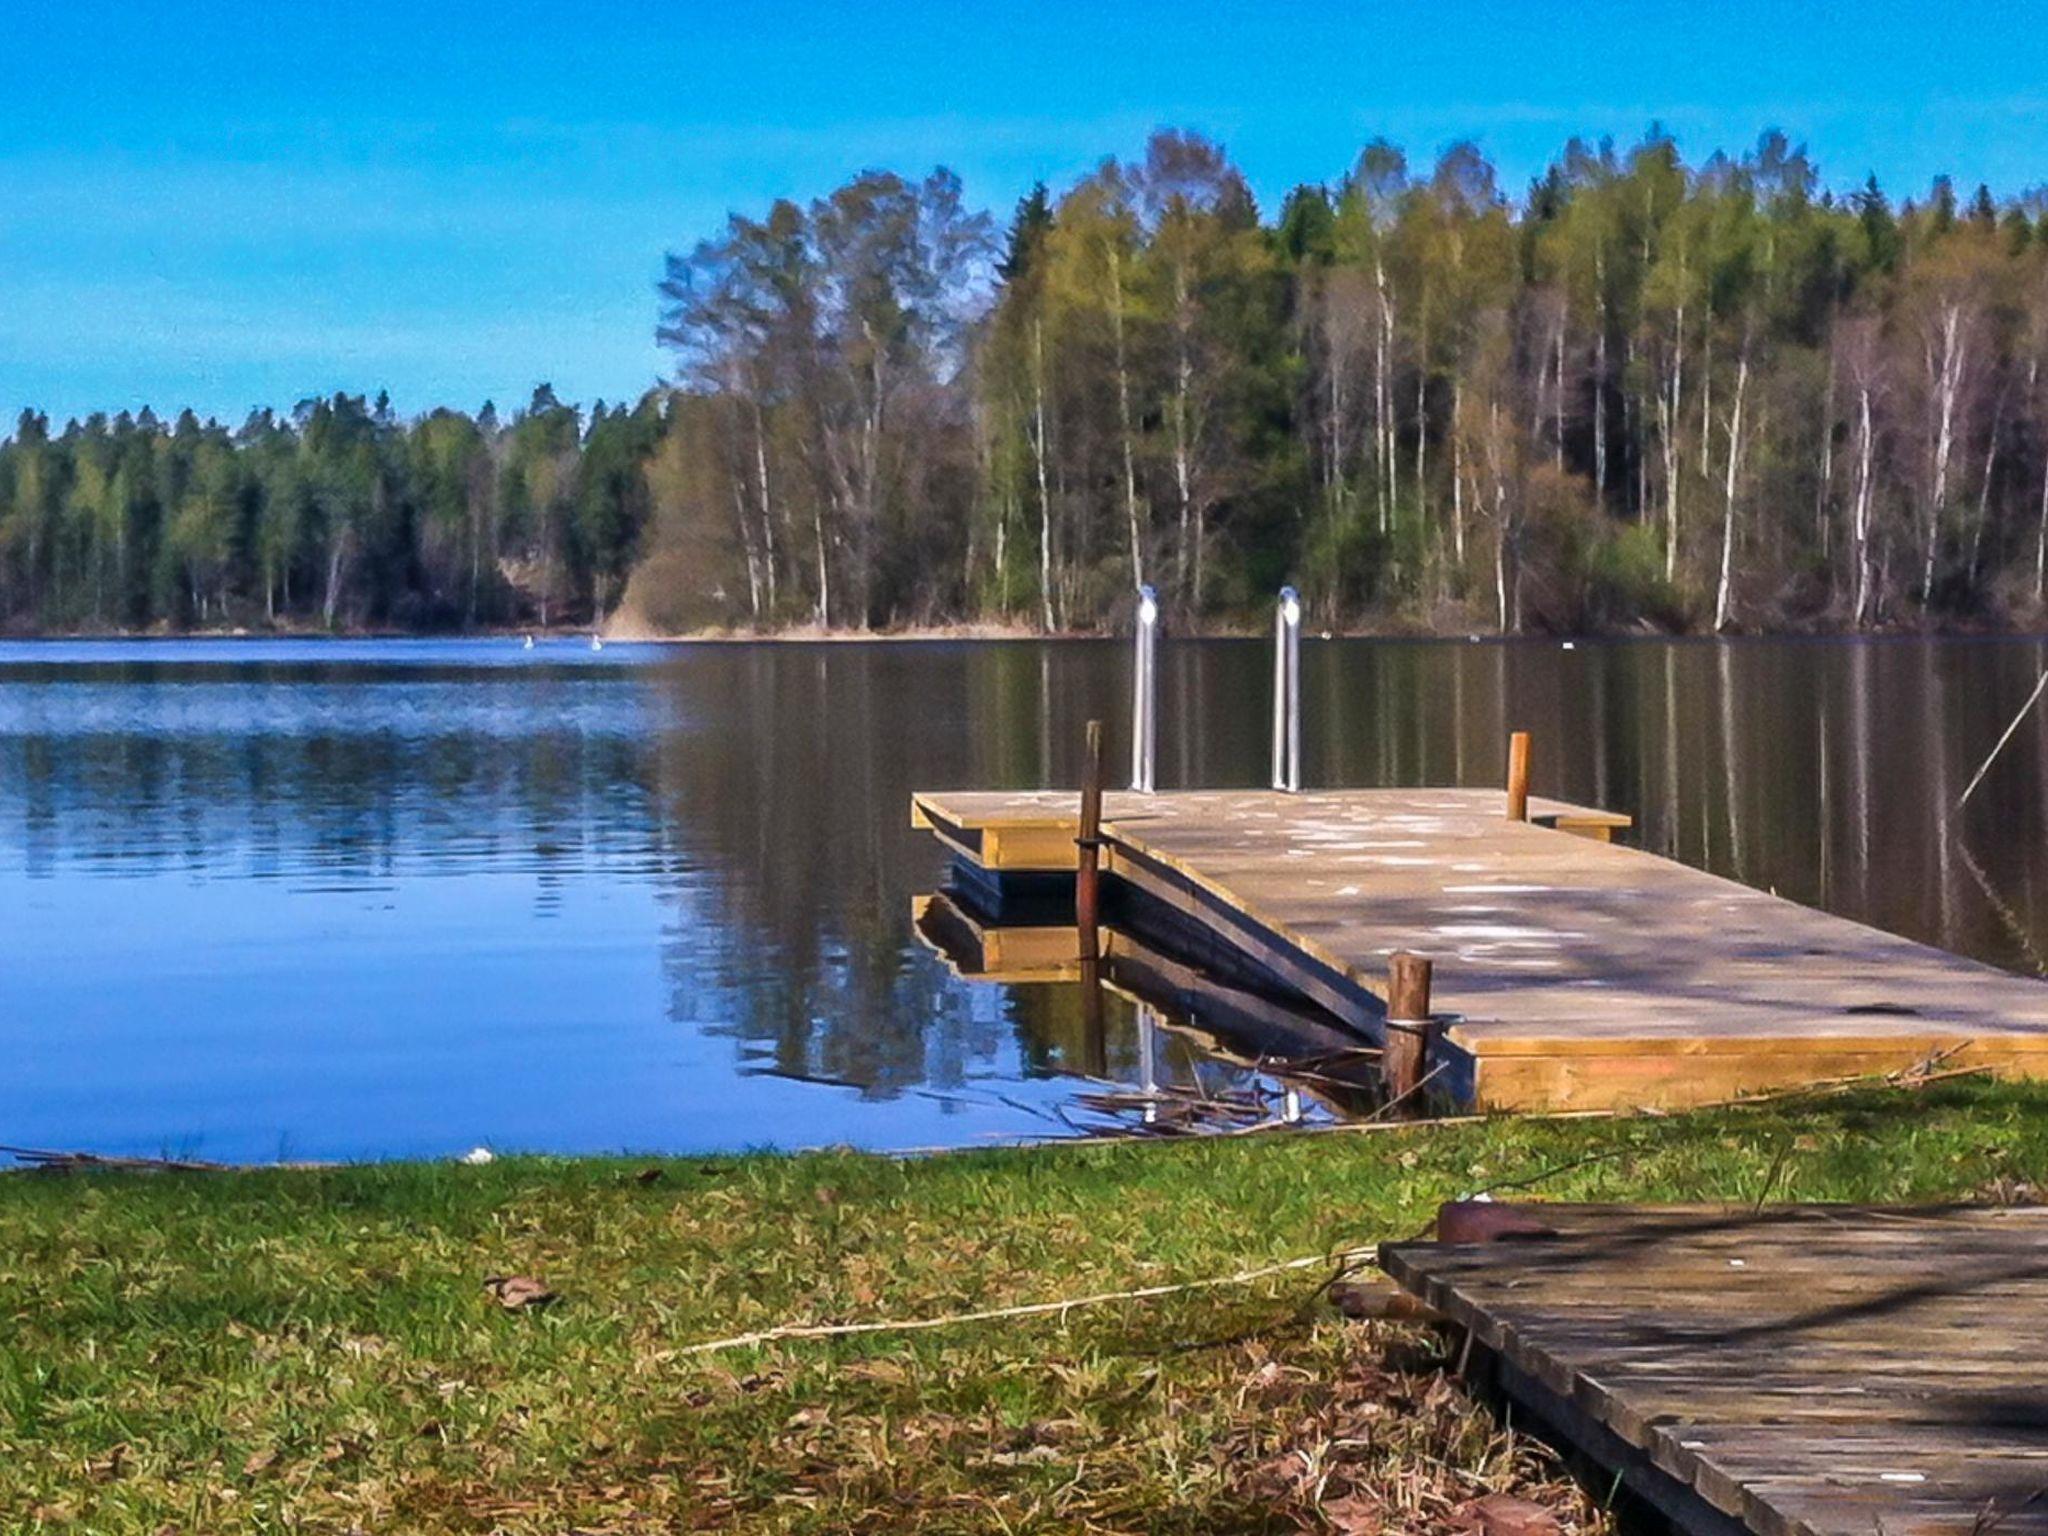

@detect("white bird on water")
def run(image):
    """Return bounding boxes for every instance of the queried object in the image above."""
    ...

[590,633,604,652]
[521,634,534,650]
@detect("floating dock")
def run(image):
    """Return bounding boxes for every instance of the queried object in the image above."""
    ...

[1383,1203,2048,1536]
[912,787,2048,1110]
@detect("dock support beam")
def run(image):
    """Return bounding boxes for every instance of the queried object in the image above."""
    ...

[1271,586,1301,792]
[1131,586,1158,793]
[1382,951,1436,1113]
[1506,731,1531,822]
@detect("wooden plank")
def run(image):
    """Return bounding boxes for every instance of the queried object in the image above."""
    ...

[1384,1206,2048,1536]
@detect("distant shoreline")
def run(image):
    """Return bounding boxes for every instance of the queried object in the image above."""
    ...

[4,618,2045,645]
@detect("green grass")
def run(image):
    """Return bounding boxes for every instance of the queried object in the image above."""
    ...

[3,1079,2045,1533]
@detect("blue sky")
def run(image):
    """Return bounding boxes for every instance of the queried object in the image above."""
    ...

[7,0,2047,425]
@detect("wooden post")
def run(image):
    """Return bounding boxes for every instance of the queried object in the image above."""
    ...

[1077,720,1107,1071]
[1381,950,1436,1113]
[1076,719,1105,954]
[1506,730,1531,822]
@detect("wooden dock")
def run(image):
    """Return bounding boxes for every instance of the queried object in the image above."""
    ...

[1382,1203,2048,1536]
[911,788,2048,1110]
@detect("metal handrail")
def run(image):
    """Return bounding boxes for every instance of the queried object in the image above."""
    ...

[1271,586,1301,792]
[1131,585,1158,792]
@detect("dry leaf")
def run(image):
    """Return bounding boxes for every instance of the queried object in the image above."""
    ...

[1329,1278,1440,1322]
[483,1274,557,1310]
[1318,1493,1383,1534]
[1454,1493,1562,1536]
[983,1443,1062,1467]
[838,1358,908,1384]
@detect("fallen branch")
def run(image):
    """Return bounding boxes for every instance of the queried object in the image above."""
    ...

[0,1144,229,1173]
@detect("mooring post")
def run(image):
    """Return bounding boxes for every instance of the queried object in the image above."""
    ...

[1506,730,1531,822]
[1077,718,1105,956]
[1271,585,1302,792]
[1381,950,1436,1113]
[1131,585,1158,793]
[1077,718,1108,1069]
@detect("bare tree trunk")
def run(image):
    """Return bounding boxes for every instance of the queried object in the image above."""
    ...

[1816,338,1837,562]
[1451,376,1466,567]
[1699,309,1715,480]
[1714,350,1750,632]
[751,402,778,611]
[813,504,831,627]
[1661,304,1685,582]
[1413,360,1427,533]
[855,336,886,628]
[1970,377,2010,586]
[1323,303,1346,564]
[322,530,350,630]
[1108,244,1145,589]
[1171,267,1195,604]
[1552,320,1566,473]
[733,478,763,617]
[2036,455,2048,609]
[1923,303,1967,603]
[1852,382,1877,627]
[1031,318,1056,631]
[1594,264,1609,503]
[992,481,1008,613]
[1375,255,1393,535]
[1489,400,1510,634]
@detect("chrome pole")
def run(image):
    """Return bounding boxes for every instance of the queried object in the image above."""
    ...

[1271,585,1301,791]
[1131,585,1158,792]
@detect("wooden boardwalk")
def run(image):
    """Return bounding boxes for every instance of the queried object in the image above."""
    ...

[1382,1203,2048,1536]
[912,788,2048,1110]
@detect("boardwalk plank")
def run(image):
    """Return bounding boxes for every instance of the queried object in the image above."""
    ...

[1383,1206,2048,1536]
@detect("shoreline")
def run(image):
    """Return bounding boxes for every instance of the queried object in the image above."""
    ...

[0,1077,2036,1532]
[7,617,2048,645]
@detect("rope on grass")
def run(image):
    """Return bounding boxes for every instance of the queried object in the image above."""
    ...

[672,1243,1382,1358]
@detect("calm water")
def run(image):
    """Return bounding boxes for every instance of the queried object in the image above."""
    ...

[4,635,2046,1162]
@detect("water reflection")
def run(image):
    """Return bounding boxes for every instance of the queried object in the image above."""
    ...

[2,635,2044,1160]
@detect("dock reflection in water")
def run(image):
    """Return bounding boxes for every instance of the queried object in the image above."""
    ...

[913,886,1386,1134]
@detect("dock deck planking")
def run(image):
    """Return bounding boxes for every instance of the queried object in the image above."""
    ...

[1382,1205,2048,1536]
[911,788,2048,1109]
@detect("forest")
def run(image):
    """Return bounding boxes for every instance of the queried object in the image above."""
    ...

[8,127,2048,636]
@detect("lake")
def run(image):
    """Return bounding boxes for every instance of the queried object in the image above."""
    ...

[4,634,2045,1162]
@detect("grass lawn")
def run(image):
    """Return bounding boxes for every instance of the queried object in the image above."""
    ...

[3,1078,2044,1534]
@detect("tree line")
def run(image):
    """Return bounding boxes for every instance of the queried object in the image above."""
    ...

[0,387,657,632]
[645,128,2048,635]
[12,126,2048,635]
